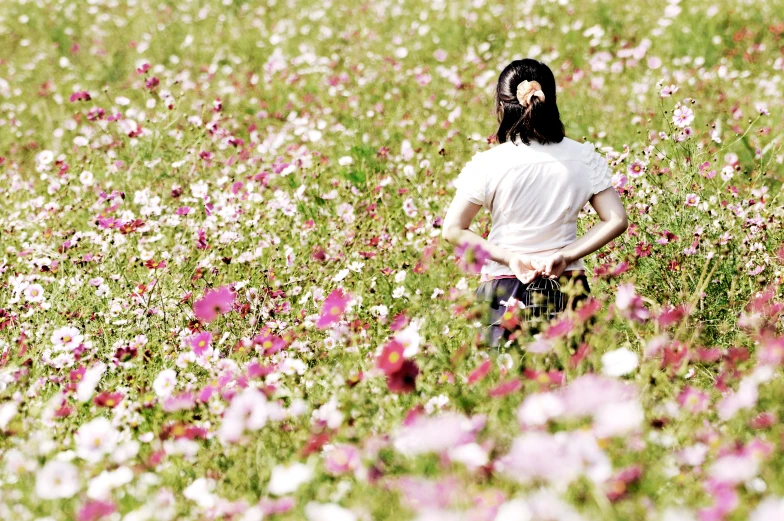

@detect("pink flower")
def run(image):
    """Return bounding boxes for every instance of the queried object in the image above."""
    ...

[193,286,236,322]
[615,283,650,322]
[659,84,678,97]
[189,331,212,356]
[162,392,196,412]
[391,476,460,511]
[77,500,116,521]
[557,374,638,418]
[673,104,695,127]
[627,161,645,177]
[494,430,611,487]
[455,242,490,274]
[678,386,710,414]
[685,193,700,207]
[392,412,485,456]
[316,288,350,329]
[323,444,361,475]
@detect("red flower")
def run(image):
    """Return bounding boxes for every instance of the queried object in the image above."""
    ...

[488,379,522,398]
[94,391,124,408]
[253,333,287,356]
[377,339,405,375]
[467,360,491,385]
[193,286,236,322]
[144,259,166,270]
[387,360,419,393]
[316,288,350,329]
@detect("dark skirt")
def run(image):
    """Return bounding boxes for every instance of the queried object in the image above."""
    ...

[474,273,590,348]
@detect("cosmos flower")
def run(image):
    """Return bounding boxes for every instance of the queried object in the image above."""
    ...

[189,331,213,356]
[51,326,84,352]
[268,462,314,496]
[152,369,177,398]
[323,444,361,476]
[36,460,80,500]
[75,417,119,463]
[601,348,639,377]
[387,360,420,394]
[23,283,45,303]
[672,104,695,128]
[193,286,236,322]
[377,339,405,375]
[317,288,351,329]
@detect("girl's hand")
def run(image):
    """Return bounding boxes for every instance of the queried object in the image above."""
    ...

[534,253,568,279]
[508,253,541,283]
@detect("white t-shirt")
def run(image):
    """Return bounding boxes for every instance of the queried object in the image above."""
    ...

[451,135,614,280]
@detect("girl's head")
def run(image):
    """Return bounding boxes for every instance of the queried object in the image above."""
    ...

[494,59,565,146]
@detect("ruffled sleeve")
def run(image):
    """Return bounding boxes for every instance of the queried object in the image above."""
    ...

[452,151,486,206]
[582,141,614,195]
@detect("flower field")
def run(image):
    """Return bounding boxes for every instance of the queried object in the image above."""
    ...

[2,0,784,519]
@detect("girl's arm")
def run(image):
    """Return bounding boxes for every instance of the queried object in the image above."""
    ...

[441,195,541,283]
[536,187,629,277]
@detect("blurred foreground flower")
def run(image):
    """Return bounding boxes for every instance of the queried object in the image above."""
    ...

[194,285,236,322]
[455,242,490,274]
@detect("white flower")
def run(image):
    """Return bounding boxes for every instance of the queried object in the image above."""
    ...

[0,402,18,429]
[601,347,639,376]
[87,466,134,500]
[593,400,644,437]
[75,417,119,463]
[184,477,217,509]
[750,496,784,521]
[36,150,55,165]
[395,320,422,358]
[268,462,314,496]
[338,156,353,166]
[217,387,268,444]
[51,326,83,352]
[153,369,177,398]
[76,362,106,403]
[332,269,350,282]
[80,171,95,186]
[447,443,489,470]
[36,460,80,499]
[305,502,357,521]
[660,507,697,521]
[24,283,45,303]
[494,498,532,521]
[517,392,565,426]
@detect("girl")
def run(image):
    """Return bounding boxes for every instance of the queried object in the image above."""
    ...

[441,59,628,348]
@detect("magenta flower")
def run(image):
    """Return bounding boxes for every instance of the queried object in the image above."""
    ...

[316,288,350,329]
[77,500,116,521]
[193,286,236,322]
[387,360,419,393]
[189,331,213,356]
[455,242,491,274]
[678,386,710,414]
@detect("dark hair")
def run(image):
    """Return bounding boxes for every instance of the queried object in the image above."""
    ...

[493,59,565,146]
